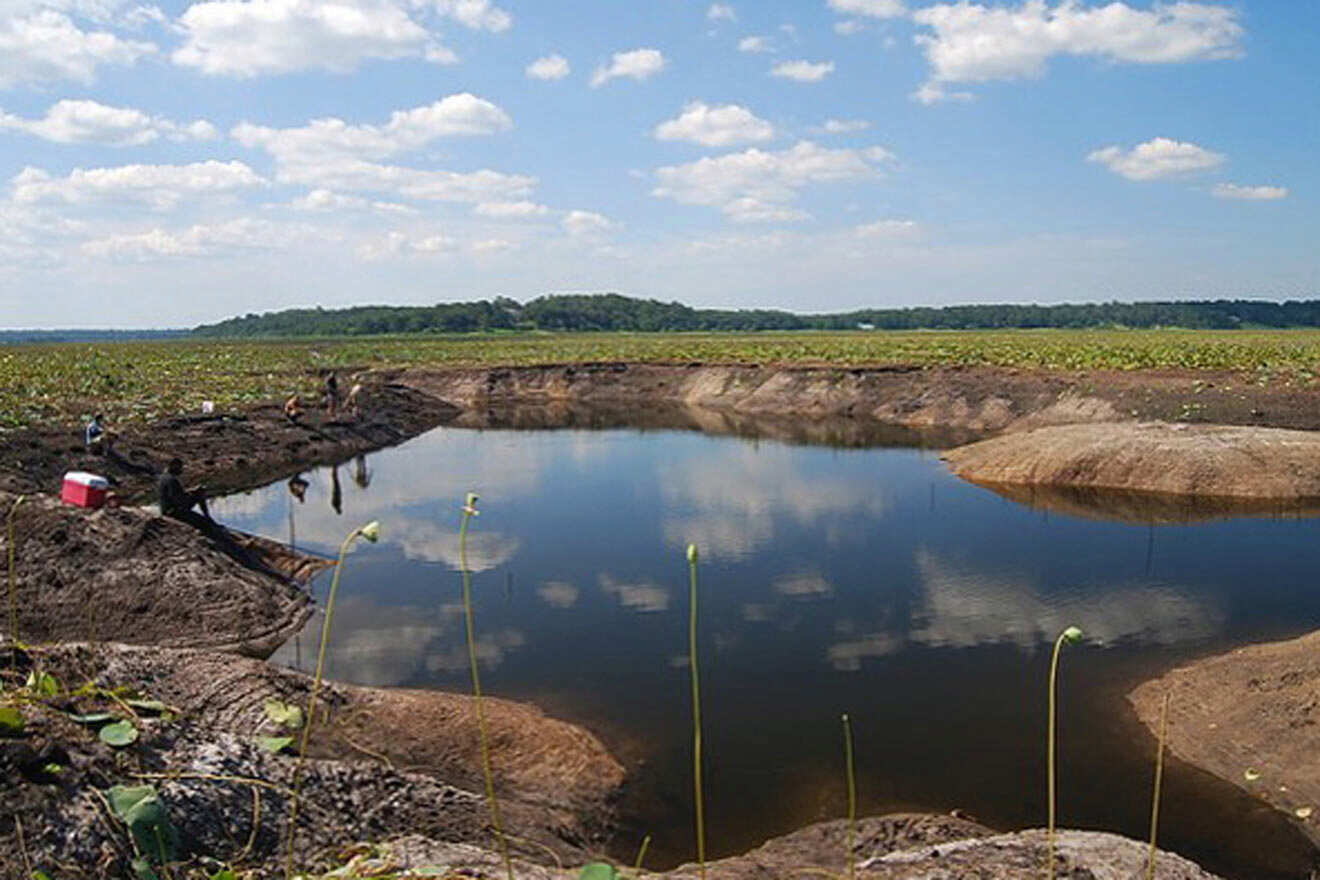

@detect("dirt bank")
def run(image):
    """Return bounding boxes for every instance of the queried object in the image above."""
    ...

[0,491,323,657]
[0,376,457,501]
[2,641,623,876]
[9,362,1320,506]
[944,421,1320,503]
[1130,631,1320,852]
[959,481,1320,525]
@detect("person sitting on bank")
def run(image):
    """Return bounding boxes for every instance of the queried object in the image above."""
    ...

[85,413,113,454]
[158,458,216,529]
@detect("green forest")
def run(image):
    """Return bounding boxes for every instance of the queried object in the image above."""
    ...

[192,294,1320,337]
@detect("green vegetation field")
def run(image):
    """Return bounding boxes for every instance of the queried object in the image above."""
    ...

[4,328,1320,430]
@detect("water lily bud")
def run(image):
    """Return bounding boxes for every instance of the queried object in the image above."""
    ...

[359,521,380,543]
[686,543,698,564]
[1062,625,1083,644]
[462,492,481,516]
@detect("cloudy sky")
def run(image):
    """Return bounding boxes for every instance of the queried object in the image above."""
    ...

[0,0,1313,327]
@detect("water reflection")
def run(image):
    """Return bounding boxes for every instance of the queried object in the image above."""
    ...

[909,549,1226,652]
[217,424,1320,880]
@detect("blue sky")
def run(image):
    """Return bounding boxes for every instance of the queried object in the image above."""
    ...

[0,0,1313,327]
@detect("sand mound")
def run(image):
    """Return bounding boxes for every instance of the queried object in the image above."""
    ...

[944,421,1320,501]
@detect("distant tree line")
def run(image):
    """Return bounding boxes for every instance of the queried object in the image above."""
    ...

[191,294,1320,338]
[0,329,189,345]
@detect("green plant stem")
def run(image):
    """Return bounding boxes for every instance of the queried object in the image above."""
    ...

[7,494,25,659]
[688,547,707,880]
[1046,632,1066,880]
[842,713,856,880]
[1147,692,1171,880]
[633,834,652,873]
[284,526,360,880]
[459,501,513,880]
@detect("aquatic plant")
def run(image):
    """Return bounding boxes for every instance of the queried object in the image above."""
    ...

[1147,692,1171,880]
[1046,625,1084,880]
[687,542,707,880]
[7,494,24,654]
[842,713,856,880]
[458,492,513,880]
[284,519,379,880]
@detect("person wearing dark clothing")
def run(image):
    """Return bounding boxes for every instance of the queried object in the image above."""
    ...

[158,458,215,530]
[85,413,114,454]
[323,372,339,418]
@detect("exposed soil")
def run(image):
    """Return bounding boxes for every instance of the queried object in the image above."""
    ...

[2,641,623,876]
[0,491,324,657]
[957,481,1320,525]
[944,421,1320,504]
[1130,630,1320,853]
[7,362,1320,506]
[0,376,457,502]
[7,359,1320,877]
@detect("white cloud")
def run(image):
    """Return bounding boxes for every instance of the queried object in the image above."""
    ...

[0,10,154,88]
[289,188,415,214]
[81,217,300,259]
[654,140,885,222]
[589,48,666,88]
[277,159,535,203]
[654,101,774,147]
[827,0,905,18]
[431,0,510,32]
[561,209,614,238]
[737,35,773,53]
[471,237,516,254]
[833,19,865,35]
[0,100,216,146]
[911,82,972,105]
[706,3,735,21]
[1087,137,1224,181]
[525,53,569,80]
[855,218,920,237]
[12,160,265,209]
[1212,182,1288,201]
[172,0,436,77]
[818,118,870,134]
[232,94,512,164]
[770,59,834,82]
[474,200,550,218]
[912,1,1243,101]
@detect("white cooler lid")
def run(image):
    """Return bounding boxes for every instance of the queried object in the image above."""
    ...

[64,471,109,489]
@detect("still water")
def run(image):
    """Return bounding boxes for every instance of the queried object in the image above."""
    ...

[212,422,1320,879]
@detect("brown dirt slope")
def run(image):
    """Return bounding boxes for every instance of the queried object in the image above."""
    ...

[944,421,1320,502]
[0,377,458,501]
[0,491,317,657]
[51,642,625,815]
[2,642,624,876]
[1130,630,1320,851]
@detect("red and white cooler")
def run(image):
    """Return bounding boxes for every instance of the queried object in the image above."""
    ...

[61,471,109,509]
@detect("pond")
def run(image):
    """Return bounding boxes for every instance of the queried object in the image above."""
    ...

[211,420,1320,880]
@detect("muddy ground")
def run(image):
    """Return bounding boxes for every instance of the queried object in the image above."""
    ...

[8,362,1320,504]
[1130,629,1320,854]
[6,360,1320,877]
[2,641,623,877]
[0,491,323,657]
